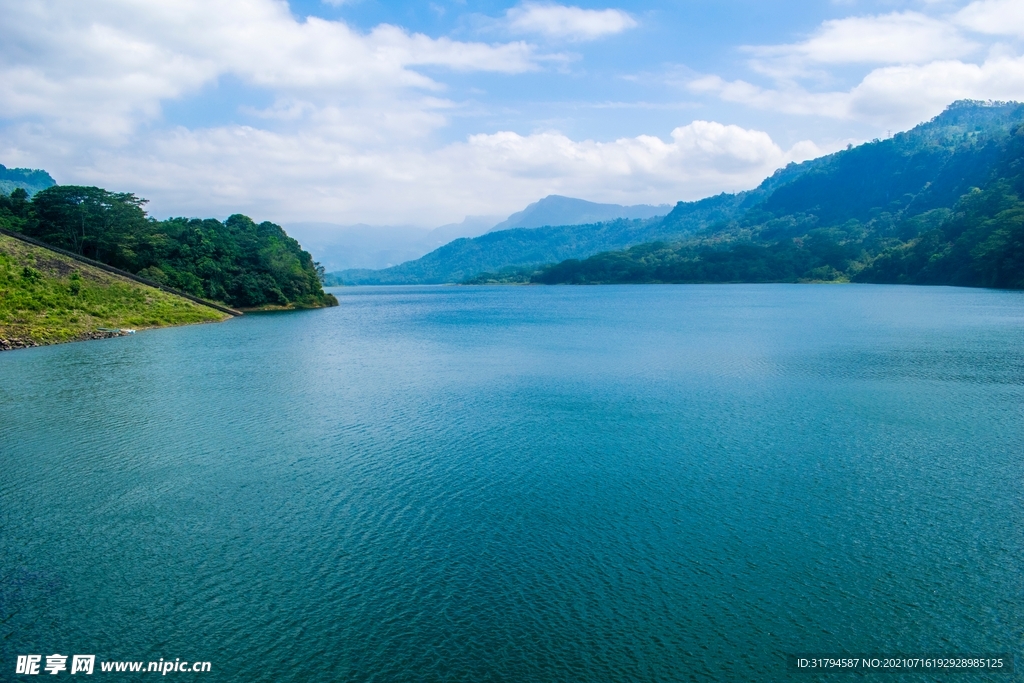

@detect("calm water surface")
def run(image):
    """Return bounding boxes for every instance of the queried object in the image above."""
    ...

[1,285,1022,681]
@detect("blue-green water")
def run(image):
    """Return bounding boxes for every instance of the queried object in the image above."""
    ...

[2,285,1023,681]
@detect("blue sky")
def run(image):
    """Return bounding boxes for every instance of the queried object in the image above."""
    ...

[159,0,891,146]
[1,0,1023,226]
[281,0,879,144]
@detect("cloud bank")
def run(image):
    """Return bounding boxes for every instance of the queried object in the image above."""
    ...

[32,119,818,225]
[0,0,538,139]
[0,0,809,225]
[692,1,1024,130]
[6,0,1016,226]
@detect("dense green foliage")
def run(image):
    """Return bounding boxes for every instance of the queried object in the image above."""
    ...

[533,101,1024,288]
[857,164,1024,289]
[1,185,336,308]
[460,268,537,285]
[0,234,225,346]
[0,188,31,233]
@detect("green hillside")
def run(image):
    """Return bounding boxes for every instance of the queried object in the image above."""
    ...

[530,101,1024,289]
[0,233,227,350]
[1,185,337,309]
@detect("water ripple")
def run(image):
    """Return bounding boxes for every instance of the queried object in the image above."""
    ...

[1,284,1022,681]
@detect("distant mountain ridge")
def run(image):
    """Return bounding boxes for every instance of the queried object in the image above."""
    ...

[299,196,668,273]
[488,195,670,232]
[328,146,818,285]
[330,217,666,285]
[330,195,756,285]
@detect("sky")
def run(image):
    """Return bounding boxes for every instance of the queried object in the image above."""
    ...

[2,0,1023,227]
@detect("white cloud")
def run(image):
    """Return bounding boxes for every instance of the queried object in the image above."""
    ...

[16,0,1004,231]
[0,0,539,139]
[747,11,978,72]
[956,0,1024,37]
[461,122,817,182]
[2,118,820,226]
[690,76,847,118]
[691,55,1024,129]
[848,57,1024,121]
[691,5,1024,129]
[2,0,805,228]
[507,3,636,41]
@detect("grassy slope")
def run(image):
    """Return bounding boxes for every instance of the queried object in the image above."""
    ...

[0,234,227,348]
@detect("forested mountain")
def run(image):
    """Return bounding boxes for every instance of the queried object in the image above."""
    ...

[313,195,669,279]
[10,100,1021,297]
[0,186,337,308]
[521,101,1024,289]
[330,194,743,285]
[330,217,658,285]
[329,123,878,285]
[0,164,56,196]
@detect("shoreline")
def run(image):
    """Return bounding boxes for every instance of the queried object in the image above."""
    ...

[0,317,230,353]
[237,295,339,313]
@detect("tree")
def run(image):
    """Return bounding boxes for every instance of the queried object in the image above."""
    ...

[28,186,148,261]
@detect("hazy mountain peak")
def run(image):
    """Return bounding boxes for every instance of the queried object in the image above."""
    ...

[488,195,671,232]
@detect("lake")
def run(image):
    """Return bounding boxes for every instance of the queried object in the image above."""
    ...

[2,284,1022,681]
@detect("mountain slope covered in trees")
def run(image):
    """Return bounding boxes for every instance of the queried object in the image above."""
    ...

[0,186,337,309]
[337,101,1021,287]
[329,191,776,285]
[529,101,1024,289]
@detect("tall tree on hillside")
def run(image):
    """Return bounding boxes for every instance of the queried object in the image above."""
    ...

[0,188,31,232]
[28,186,149,261]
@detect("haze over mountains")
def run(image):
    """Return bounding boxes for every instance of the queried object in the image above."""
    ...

[332,101,1024,289]
[488,196,671,233]
[293,196,670,271]
[285,216,500,272]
